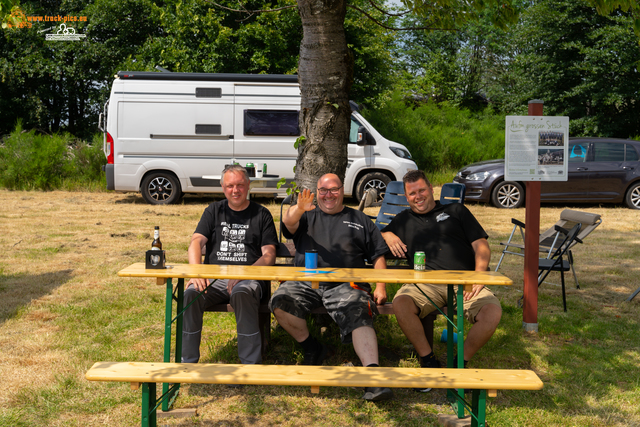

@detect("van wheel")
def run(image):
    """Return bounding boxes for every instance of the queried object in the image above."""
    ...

[625,182,640,209]
[491,181,524,209]
[355,172,391,203]
[141,173,182,205]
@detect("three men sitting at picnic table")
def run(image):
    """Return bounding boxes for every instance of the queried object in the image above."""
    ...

[183,167,500,400]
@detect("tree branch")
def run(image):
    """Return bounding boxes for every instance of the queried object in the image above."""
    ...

[204,0,296,16]
[204,0,453,31]
[365,0,411,17]
[346,4,455,31]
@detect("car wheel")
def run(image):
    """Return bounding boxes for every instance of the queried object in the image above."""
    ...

[491,181,524,209]
[625,182,640,209]
[355,172,391,203]
[141,172,182,205]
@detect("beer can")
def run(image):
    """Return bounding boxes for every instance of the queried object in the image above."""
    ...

[414,251,426,271]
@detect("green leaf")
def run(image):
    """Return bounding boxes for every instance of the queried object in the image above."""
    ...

[294,135,306,149]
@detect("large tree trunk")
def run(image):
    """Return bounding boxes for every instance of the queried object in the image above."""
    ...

[295,0,353,194]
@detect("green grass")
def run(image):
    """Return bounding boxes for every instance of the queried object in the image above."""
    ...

[0,190,639,426]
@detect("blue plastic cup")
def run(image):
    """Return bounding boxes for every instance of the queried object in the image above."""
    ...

[440,329,458,344]
[305,250,318,269]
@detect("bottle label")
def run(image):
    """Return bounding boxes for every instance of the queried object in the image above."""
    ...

[152,229,161,250]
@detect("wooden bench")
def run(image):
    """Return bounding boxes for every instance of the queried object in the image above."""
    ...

[86,361,543,427]
[206,242,442,355]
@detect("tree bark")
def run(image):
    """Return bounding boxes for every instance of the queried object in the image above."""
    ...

[295,0,353,194]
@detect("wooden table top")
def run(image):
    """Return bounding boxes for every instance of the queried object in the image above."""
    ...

[119,263,512,287]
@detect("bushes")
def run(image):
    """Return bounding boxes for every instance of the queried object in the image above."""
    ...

[0,122,106,191]
[362,91,506,172]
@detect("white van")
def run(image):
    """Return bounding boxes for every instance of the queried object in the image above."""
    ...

[100,71,417,204]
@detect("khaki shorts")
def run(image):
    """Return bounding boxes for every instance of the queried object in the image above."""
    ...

[393,283,500,324]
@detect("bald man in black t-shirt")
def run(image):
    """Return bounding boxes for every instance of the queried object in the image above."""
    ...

[270,173,393,402]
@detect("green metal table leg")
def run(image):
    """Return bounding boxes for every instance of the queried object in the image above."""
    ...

[446,284,455,368]
[141,382,157,427]
[175,278,184,363]
[446,285,457,410]
[165,278,184,410]
[162,278,174,412]
[446,284,466,418]
[163,278,173,364]
[456,284,465,417]
[471,389,487,427]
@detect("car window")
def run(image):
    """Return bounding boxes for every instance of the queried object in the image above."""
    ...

[349,118,362,144]
[593,142,625,162]
[626,144,639,161]
[569,143,588,163]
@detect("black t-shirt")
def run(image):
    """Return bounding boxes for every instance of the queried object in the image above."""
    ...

[282,206,388,269]
[381,202,488,271]
[194,200,278,265]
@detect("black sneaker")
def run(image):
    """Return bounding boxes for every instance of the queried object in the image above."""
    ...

[414,357,441,393]
[362,387,394,401]
[303,343,328,365]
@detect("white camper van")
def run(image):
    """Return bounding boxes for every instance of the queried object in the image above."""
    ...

[100,71,417,205]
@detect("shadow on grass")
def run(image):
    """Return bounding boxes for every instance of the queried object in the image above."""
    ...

[113,193,237,206]
[0,269,74,323]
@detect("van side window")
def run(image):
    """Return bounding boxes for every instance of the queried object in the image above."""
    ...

[244,110,300,136]
[349,119,362,144]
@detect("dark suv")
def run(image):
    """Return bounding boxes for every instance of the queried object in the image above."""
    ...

[453,137,640,209]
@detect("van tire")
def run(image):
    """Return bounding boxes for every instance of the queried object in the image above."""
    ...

[355,172,391,203]
[141,172,182,205]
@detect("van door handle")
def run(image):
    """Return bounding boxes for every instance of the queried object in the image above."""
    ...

[576,167,589,171]
[623,166,634,170]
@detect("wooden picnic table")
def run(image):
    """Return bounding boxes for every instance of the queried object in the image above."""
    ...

[118,263,513,413]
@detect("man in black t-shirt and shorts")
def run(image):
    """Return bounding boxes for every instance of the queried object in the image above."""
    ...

[270,173,393,402]
[381,170,501,386]
[182,165,278,366]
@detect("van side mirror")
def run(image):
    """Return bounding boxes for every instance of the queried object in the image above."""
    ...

[356,126,376,146]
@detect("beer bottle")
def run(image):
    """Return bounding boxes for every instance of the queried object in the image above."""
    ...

[152,226,162,250]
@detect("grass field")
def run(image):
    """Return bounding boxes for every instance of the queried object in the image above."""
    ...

[0,189,639,426]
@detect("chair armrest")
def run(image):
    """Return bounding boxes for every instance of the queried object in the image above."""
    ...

[512,218,525,228]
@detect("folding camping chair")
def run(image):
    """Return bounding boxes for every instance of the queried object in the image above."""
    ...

[535,223,582,312]
[495,209,602,289]
[439,182,466,205]
[374,181,409,230]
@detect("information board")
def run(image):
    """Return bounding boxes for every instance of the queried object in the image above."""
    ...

[505,116,569,181]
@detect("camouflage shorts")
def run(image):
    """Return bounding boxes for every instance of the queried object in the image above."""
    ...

[269,281,378,344]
